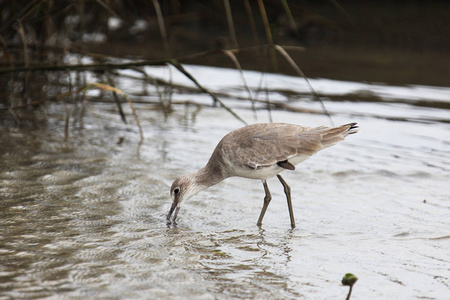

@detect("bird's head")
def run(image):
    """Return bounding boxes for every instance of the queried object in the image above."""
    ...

[166,173,205,225]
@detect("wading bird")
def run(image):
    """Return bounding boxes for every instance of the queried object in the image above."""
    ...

[167,122,358,228]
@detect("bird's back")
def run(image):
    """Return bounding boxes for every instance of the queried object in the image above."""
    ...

[207,123,357,179]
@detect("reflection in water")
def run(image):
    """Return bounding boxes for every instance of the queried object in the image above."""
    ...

[0,67,449,299]
[160,226,299,299]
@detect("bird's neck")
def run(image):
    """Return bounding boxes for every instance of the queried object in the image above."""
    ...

[194,160,227,189]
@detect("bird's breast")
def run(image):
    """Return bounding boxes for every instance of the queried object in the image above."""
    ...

[228,163,284,180]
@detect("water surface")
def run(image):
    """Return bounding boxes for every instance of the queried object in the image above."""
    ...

[1,66,449,299]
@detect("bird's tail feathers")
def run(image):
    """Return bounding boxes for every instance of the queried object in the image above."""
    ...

[320,122,358,147]
[344,122,359,135]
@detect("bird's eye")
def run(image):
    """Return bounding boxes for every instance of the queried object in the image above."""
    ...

[174,187,180,195]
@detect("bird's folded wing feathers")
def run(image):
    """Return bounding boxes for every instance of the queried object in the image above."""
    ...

[222,124,324,169]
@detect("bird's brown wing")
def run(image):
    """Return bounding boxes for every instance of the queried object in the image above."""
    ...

[220,123,325,169]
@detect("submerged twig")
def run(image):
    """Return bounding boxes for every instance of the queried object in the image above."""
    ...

[62,95,70,141]
[106,72,127,124]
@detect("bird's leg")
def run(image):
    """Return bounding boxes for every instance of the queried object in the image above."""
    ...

[257,180,272,226]
[276,174,296,228]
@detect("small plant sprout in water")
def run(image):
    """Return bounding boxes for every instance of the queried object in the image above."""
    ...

[342,273,358,300]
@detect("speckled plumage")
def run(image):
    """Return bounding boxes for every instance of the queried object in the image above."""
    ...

[167,122,358,227]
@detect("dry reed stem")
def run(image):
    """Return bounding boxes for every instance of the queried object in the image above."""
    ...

[257,0,278,72]
[220,48,259,121]
[16,21,29,68]
[0,0,39,31]
[56,83,144,143]
[224,0,238,48]
[170,60,247,125]
[128,66,174,116]
[2,44,329,127]
[0,59,168,74]
[273,45,334,125]
[244,0,260,46]
[281,0,299,36]
[89,83,144,142]
[0,45,301,76]
[329,0,355,23]
[152,0,171,55]
[16,20,30,104]
[94,0,121,19]
[220,49,254,106]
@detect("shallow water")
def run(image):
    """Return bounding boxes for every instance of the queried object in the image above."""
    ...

[1,65,449,299]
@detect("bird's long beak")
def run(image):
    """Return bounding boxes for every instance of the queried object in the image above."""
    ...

[166,202,180,225]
